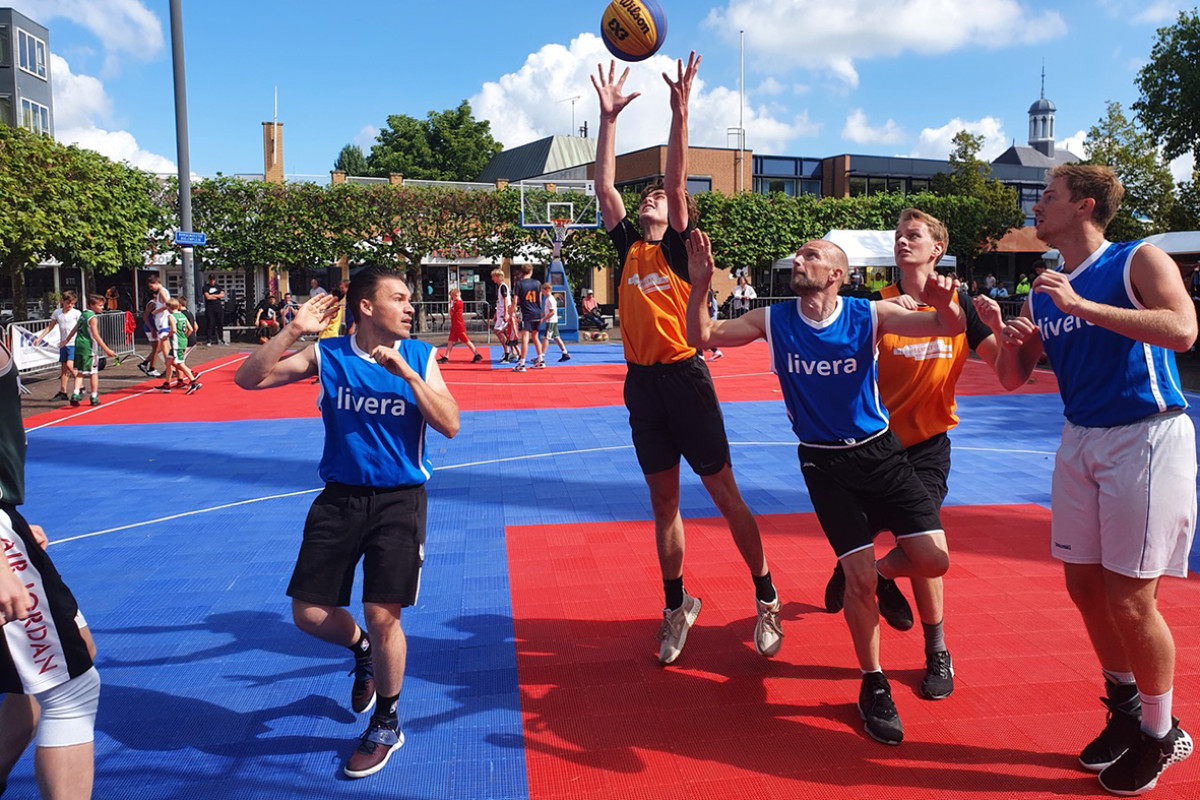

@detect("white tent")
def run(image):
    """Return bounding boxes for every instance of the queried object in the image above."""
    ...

[770,229,958,271]
[1043,231,1200,265]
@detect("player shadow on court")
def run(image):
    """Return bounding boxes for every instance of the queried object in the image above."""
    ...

[485,609,1101,796]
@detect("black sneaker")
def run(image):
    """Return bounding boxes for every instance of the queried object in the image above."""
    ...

[137,362,151,375]
[52,391,68,401]
[351,656,376,714]
[559,353,571,362]
[1081,682,1143,771]
[921,650,954,700]
[876,575,914,631]
[471,353,483,363]
[185,381,202,395]
[858,671,903,745]
[824,562,845,613]
[1098,721,1193,795]
[343,717,404,779]
[436,356,449,364]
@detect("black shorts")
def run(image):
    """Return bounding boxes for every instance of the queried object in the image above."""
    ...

[798,430,943,558]
[866,432,951,532]
[519,318,540,333]
[287,483,427,607]
[1,504,94,695]
[624,355,730,476]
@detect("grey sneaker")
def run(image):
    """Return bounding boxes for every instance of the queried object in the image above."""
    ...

[754,596,783,657]
[657,592,701,664]
[1098,721,1192,795]
[920,650,954,700]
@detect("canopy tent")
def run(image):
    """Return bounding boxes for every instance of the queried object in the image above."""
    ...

[1043,231,1200,264]
[770,229,958,271]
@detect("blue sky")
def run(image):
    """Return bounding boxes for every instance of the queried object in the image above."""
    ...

[18,0,1197,182]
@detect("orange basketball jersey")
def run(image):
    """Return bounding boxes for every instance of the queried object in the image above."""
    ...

[617,234,697,366]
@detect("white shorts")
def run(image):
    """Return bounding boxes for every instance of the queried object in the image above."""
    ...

[154,310,170,340]
[1051,411,1197,579]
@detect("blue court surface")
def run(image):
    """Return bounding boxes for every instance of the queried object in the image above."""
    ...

[8,345,1200,799]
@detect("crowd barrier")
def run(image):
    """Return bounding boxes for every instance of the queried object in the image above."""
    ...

[7,311,138,377]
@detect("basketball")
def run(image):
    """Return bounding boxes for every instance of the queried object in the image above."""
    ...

[601,0,667,62]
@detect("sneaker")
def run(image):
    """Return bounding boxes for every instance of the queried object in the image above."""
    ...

[148,370,164,378]
[1098,722,1193,795]
[499,355,511,364]
[436,356,449,364]
[350,657,376,714]
[710,349,724,360]
[514,364,526,372]
[52,391,68,401]
[137,362,151,375]
[69,393,81,407]
[158,382,174,392]
[876,575,914,631]
[1081,682,1143,771]
[559,353,571,362]
[471,353,483,363]
[754,596,783,657]
[185,381,202,396]
[343,718,404,779]
[858,672,904,745]
[532,360,545,369]
[89,394,100,406]
[657,592,701,664]
[824,562,845,613]
[921,650,954,700]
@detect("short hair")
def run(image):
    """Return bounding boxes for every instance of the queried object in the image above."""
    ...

[518,264,533,277]
[347,265,407,318]
[1047,164,1125,230]
[167,298,181,310]
[61,290,77,303]
[897,208,949,248]
[147,274,161,285]
[491,268,505,278]
[88,293,106,307]
[640,180,700,227]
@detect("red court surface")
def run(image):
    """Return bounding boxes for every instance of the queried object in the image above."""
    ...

[25,342,1059,429]
[506,504,1200,799]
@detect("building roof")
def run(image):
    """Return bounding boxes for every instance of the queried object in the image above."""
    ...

[991,144,1082,168]
[1028,97,1056,114]
[477,135,597,183]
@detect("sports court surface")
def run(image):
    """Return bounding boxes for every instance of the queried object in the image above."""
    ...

[10,342,1200,799]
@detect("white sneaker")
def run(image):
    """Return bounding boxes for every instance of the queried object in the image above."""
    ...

[754,596,783,657]
[657,592,701,664]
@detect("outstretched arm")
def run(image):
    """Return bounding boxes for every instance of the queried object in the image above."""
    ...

[234,294,339,389]
[591,61,641,232]
[875,273,965,339]
[685,230,766,348]
[992,300,1045,390]
[664,52,700,233]
[370,348,460,439]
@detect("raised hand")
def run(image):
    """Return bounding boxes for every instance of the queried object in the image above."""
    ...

[686,229,715,286]
[972,293,1004,332]
[922,272,961,310]
[1032,270,1082,315]
[591,61,641,119]
[663,51,701,115]
[292,294,341,335]
[999,316,1040,348]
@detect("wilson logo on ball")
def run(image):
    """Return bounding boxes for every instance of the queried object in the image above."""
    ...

[601,0,667,62]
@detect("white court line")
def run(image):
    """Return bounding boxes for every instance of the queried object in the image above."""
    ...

[46,439,1053,547]
[25,356,250,434]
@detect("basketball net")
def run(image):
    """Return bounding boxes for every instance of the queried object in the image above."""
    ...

[549,218,571,260]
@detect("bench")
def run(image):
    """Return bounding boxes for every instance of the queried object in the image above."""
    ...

[222,326,255,344]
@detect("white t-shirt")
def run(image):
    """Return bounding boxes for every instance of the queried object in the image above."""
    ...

[52,307,82,346]
[542,293,557,322]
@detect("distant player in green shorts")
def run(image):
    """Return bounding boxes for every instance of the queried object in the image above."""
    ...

[539,283,570,363]
[62,294,116,407]
[160,298,201,395]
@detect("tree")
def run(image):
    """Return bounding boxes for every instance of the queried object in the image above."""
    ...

[333,144,369,176]
[1133,9,1200,162]
[1084,101,1176,241]
[930,131,1024,271]
[364,100,503,181]
[1169,170,1200,231]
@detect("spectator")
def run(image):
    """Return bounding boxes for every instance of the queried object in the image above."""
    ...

[280,293,299,327]
[254,294,280,343]
[202,275,226,345]
[732,276,757,318]
[579,289,608,330]
[705,288,723,361]
[309,278,328,298]
[990,282,1009,299]
[1015,273,1031,296]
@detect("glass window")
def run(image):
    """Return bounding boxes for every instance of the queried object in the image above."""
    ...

[849,177,868,197]
[887,178,905,194]
[18,30,27,71]
[35,39,46,78]
[800,179,822,197]
[686,177,712,194]
[758,157,798,177]
[0,96,10,127]
[0,26,10,67]
[16,29,47,79]
[762,177,796,196]
[910,178,931,193]
[39,105,48,135]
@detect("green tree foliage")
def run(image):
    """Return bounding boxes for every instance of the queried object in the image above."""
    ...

[930,130,1024,268]
[363,100,503,181]
[1084,101,1176,241]
[333,144,369,176]
[1133,9,1200,162]
[0,126,157,319]
[1169,171,1200,231]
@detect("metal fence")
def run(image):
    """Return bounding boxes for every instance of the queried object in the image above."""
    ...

[414,300,495,340]
[6,311,138,377]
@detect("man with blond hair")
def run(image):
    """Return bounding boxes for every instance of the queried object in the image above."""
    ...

[996,164,1196,795]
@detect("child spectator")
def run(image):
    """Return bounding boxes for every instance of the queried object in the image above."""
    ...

[160,298,201,394]
[254,294,280,343]
[438,287,482,364]
[539,283,570,362]
[31,290,80,401]
[62,294,117,407]
[706,288,723,360]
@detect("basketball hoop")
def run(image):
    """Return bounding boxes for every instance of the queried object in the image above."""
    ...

[550,218,571,259]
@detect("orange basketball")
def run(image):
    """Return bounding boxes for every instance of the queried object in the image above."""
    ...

[601,0,667,62]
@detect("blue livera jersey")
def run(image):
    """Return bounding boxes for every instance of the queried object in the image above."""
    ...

[1031,240,1187,428]
[767,296,889,444]
[316,336,435,486]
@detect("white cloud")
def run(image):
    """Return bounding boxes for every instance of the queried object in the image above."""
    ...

[14,0,163,73]
[909,116,1009,160]
[842,109,905,145]
[1098,0,1183,24]
[353,125,379,150]
[1169,151,1195,184]
[51,54,176,173]
[705,0,1067,86]
[471,33,819,157]
[1059,129,1089,159]
[755,76,786,95]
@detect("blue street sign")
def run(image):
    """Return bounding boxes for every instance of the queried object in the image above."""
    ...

[174,231,207,246]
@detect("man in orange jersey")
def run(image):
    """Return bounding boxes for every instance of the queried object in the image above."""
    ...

[591,55,782,664]
[824,208,1004,700]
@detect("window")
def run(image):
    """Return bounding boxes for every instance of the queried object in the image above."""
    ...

[757,157,798,177]
[910,178,931,193]
[0,96,10,128]
[20,98,50,135]
[0,26,10,67]
[849,177,868,197]
[887,178,905,194]
[686,177,712,194]
[800,179,822,197]
[756,177,796,196]
[17,29,47,79]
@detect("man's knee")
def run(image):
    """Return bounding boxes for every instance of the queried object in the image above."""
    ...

[32,668,100,748]
[363,603,402,633]
[899,534,950,577]
[841,552,877,601]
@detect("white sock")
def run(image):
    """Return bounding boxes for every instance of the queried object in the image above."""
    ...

[1140,688,1173,739]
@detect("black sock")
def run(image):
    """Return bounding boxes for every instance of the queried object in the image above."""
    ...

[752,571,777,603]
[373,693,400,724]
[350,629,372,662]
[663,577,684,610]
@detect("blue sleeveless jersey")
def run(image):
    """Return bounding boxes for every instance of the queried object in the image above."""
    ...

[1030,240,1187,428]
[767,296,889,444]
[315,336,435,486]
